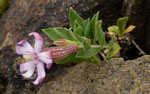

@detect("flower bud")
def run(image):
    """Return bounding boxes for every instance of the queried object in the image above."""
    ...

[53,39,78,46]
[43,45,78,61]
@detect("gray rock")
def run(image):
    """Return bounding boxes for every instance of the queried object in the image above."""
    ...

[0,0,150,94]
[0,0,124,94]
[37,55,150,94]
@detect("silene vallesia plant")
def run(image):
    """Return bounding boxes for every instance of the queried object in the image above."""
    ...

[16,7,135,85]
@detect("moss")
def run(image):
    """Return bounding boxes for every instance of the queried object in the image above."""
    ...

[0,0,11,17]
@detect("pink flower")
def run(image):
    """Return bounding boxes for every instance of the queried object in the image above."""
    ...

[16,32,52,85]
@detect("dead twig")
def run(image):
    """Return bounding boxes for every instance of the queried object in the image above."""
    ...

[100,52,106,60]
[131,38,146,55]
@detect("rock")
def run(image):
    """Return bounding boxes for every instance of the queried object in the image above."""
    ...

[37,55,150,94]
[0,0,11,17]
[0,0,124,94]
[123,0,150,54]
[1,0,150,93]
[0,0,123,48]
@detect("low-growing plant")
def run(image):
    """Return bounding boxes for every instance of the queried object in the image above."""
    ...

[42,7,135,64]
[16,7,135,85]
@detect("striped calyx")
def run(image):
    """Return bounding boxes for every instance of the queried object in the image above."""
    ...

[53,39,78,46]
[43,45,78,61]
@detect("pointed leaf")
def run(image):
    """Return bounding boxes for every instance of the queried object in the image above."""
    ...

[123,25,135,34]
[83,19,90,37]
[74,21,84,36]
[94,20,107,46]
[84,11,99,38]
[69,7,84,30]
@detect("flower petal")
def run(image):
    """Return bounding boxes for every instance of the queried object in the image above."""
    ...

[40,57,53,69]
[16,40,34,55]
[22,67,35,78]
[29,32,43,52]
[20,60,36,72]
[39,51,51,58]
[21,61,36,78]
[33,62,46,85]
[39,51,53,69]
[39,57,52,64]
[29,32,43,40]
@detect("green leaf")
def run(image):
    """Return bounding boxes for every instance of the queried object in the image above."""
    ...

[74,26,84,36]
[90,56,101,63]
[69,7,84,30]
[56,54,87,64]
[76,47,102,58]
[74,20,80,29]
[84,11,99,38]
[42,27,80,42]
[73,32,83,43]
[108,36,117,47]
[94,20,107,46]
[74,21,84,36]
[108,26,119,33]
[83,19,89,29]
[106,44,121,59]
[83,19,90,37]
[117,17,128,36]
[82,37,91,50]
[56,54,100,64]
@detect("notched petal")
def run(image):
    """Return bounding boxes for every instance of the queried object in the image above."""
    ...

[16,40,34,55]
[29,32,43,40]
[29,32,44,52]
